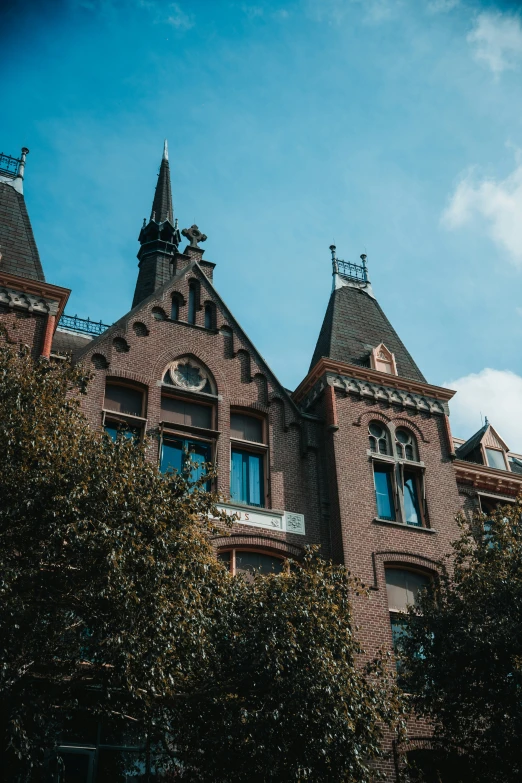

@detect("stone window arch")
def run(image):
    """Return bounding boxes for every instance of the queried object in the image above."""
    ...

[162,355,216,395]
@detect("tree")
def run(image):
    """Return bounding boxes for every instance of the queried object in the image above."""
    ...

[164,550,405,782]
[400,502,522,783]
[0,336,229,780]
[0,335,403,781]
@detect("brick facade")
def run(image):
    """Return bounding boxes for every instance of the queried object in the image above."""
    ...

[2,145,522,780]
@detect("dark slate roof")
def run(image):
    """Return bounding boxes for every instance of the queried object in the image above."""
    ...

[310,285,426,382]
[455,424,488,461]
[52,329,93,360]
[509,457,522,475]
[0,181,45,281]
[151,157,173,223]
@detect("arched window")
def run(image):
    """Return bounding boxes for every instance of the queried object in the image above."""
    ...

[204,303,214,330]
[171,297,180,321]
[218,549,284,581]
[395,428,418,461]
[188,283,197,325]
[369,423,426,528]
[368,421,390,455]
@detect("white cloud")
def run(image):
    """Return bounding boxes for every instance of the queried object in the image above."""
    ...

[446,368,522,453]
[467,11,522,75]
[442,161,522,265]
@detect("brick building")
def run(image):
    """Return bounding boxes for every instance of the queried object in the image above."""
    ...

[2,144,521,781]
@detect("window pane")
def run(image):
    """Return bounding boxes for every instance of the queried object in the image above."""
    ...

[217,551,231,570]
[248,453,263,506]
[186,440,211,487]
[404,470,422,527]
[104,385,143,417]
[171,299,179,320]
[486,448,506,470]
[385,569,430,612]
[374,464,395,520]
[161,397,212,428]
[104,424,140,442]
[230,450,264,507]
[235,551,283,580]
[160,437,183,474]
[230,413,264,443]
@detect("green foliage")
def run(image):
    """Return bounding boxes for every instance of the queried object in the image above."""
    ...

[165,550,405,781]
[0,338,403,781]
[400,503,522,783]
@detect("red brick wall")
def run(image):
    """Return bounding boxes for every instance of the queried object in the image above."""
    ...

[0,304,46,359]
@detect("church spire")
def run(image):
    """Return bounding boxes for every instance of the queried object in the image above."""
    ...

[132,142,181,309]
[150,139,174,224]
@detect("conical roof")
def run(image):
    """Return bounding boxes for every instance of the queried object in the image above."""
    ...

[310,284,425,382]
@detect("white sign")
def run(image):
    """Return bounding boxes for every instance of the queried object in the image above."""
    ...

[216,504,305,535]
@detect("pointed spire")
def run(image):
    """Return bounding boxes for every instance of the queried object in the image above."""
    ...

[150,140,173,223]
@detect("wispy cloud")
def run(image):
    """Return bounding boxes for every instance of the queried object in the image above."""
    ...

[163,2,193,29]
[446,368,522,452]
[467,11,522,76]
[427,0,459,14]
[442,158,522,265]
[306,0,402,25]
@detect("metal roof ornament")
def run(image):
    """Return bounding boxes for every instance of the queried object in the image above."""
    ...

[182,224,207,248]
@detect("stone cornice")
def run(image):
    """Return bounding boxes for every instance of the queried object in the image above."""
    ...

[0,272,70,319]
[454,459,522,495]
[293,358,454,416]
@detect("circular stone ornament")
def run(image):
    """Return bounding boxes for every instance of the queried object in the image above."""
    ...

[165,357,209,392]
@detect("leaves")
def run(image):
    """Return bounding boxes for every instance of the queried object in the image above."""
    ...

[400,503,522,783]
[0,339,403,781]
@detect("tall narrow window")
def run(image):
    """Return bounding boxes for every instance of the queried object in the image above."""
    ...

[230,411,267,508]
[385,568,431,671]
[171,298,179,321]
[403,470,422,526]
[188,284,196,325]
[373,462,395,521]
[204,304,214,330]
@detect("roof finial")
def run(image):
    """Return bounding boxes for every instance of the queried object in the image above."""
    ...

[17,147,29,180]
[485,415,489,427]
[163,139,168,161]
[360,253,368,282]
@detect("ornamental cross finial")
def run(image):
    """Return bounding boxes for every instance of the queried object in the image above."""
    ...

[182,224,207,248]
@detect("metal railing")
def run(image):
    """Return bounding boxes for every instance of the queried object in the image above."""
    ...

[335,258,368,283]
[58,314,110,336]
[0,152,21,178]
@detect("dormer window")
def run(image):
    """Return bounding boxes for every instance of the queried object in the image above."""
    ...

[485,448,508,470]
[370,343,397,376]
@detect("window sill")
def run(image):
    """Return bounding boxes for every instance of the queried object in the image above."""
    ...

[228,500,274,513]
[373,517,437,534]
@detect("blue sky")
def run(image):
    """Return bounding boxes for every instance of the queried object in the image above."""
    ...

[2,0,522,446]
